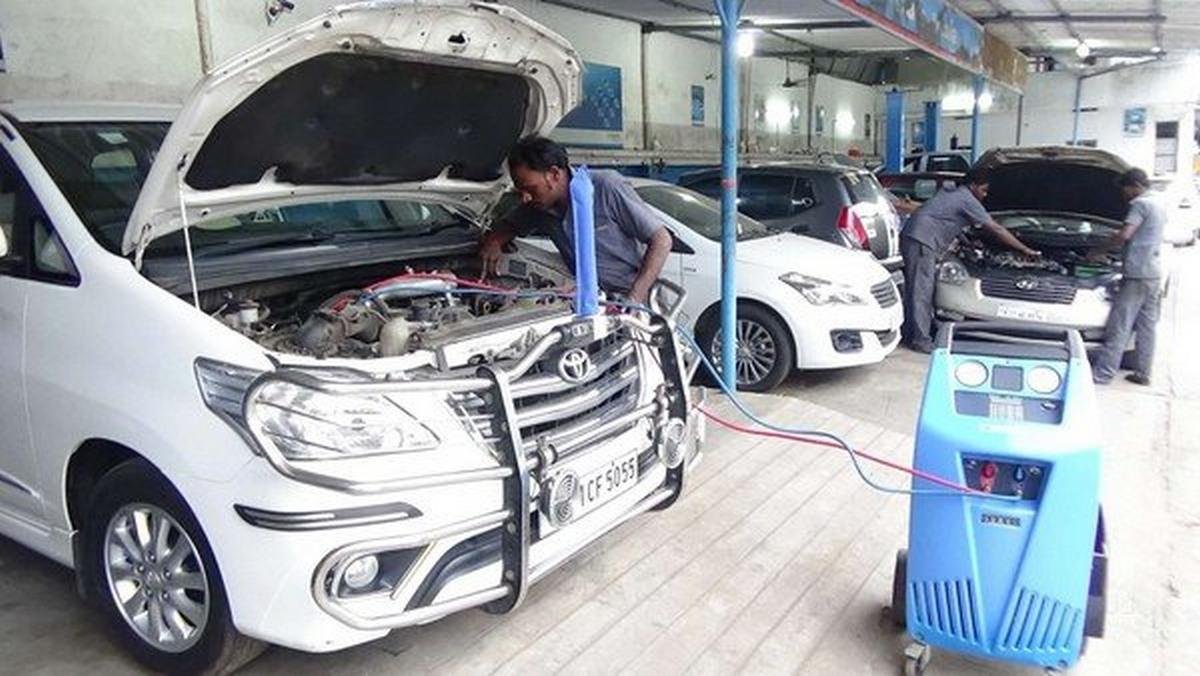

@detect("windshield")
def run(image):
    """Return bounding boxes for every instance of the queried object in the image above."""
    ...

[21,121,170,254]
[143,198,473,257]
[994,213,1118,235]
[634,185,770,241]
[842,172,888,204]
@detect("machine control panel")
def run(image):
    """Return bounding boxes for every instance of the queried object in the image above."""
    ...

[962,456,1048,499]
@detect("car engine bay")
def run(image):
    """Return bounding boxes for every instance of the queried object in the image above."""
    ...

[952,228,1122,287]
[202,251,574,362]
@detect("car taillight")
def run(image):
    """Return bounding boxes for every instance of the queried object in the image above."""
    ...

[837,206,870,248]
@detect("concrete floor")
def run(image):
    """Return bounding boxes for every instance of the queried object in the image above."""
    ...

[1,247,1197,675]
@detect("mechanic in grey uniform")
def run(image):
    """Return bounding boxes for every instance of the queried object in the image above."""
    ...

[900,166,1039,352]
[1090,168,1166,386]
[480,135,671,304]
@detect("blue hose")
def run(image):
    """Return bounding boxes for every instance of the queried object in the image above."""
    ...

[569,165,599,317]
[417,287,1003,499]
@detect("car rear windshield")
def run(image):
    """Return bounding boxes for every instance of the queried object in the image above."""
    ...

[841,172,887,205]
[21,121,170,254]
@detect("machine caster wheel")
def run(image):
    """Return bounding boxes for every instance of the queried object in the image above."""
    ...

[903,642,931,676]
[890,549,908,629]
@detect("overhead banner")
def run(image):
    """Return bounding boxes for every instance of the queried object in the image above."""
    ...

[982,31,1027,92]
[831,0,983,73]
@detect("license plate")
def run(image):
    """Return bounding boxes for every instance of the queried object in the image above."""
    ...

[996,304,1048,322]
[576,451,639,515]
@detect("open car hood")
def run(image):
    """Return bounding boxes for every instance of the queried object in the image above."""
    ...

[976,145,1131,223]
[123,0,580,256]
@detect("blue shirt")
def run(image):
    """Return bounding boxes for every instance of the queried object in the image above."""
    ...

[901,185,991,253]
[1122,193,1166,279]
[501,169,664,293]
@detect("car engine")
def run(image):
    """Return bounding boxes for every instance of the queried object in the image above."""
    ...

[210,253,573,361]
[951,232,1121,283]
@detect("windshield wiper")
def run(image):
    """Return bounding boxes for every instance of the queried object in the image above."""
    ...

[193,229,334,257]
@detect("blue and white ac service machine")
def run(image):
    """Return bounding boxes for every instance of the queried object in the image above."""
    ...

[892,322,1108,675]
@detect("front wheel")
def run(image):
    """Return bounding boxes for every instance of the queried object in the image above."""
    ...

[696,303,794,393]
[84,459,263,674]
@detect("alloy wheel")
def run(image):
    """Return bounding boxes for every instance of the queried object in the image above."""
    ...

[709,318,778,387]
[103,503,210,652]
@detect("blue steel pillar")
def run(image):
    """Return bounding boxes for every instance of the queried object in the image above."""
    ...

[970,74,984,163]
[1071,77,1083,145]
[885,89,905,172]
[716,0,739,390]
[923,100,940,153]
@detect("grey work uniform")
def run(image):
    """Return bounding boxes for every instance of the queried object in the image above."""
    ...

[500,169,664,294]
[1092,193,1167,381]
[900,186,991,349]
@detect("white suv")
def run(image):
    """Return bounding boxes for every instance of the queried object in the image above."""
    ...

[0,3,699,672]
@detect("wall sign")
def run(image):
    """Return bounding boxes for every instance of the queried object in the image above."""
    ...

[691,85,705,127]
[1123,107,1147,137]
[556,61,624,148]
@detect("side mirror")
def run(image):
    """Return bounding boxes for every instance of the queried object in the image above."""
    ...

[0,226,8,259]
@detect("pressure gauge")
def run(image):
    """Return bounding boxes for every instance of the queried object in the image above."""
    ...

[1027,365,1062,394]
[954,360,988,388]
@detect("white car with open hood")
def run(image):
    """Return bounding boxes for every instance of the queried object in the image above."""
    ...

[935,145,1170,345]
[0,2,700,672]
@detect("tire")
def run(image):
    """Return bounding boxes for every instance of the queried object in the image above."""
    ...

[891,549,908,629]
[83,458,264,674]
[695,302,794,393]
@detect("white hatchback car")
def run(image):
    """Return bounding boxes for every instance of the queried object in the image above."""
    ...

[0,3,701,673]
[517,179,903,391]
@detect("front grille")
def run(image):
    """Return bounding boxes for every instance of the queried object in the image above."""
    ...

[980,276,1077,305]
[449,332,643,462]
[870,280,899,308]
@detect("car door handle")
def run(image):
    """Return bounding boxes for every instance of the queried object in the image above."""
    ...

[683,266,698,273]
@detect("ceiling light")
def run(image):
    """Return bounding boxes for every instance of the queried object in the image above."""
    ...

[1075,41,1091,59]
[1150,46,1163,54]
[737,30,757,58]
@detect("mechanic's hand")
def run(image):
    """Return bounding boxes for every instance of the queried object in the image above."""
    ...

[1023,248,1042,259]
[626,285,650,306]
[479,236,504,278]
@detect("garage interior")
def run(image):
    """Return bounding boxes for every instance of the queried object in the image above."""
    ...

[1,0,1198,674]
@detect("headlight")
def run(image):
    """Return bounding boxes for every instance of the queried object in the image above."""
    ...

[779,272,866,305]
[938,260,970,285]
[246,380,440,460]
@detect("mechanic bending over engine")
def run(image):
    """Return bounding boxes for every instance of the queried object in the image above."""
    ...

[900,165,1041,353]
[480,135,672,305]
[1089,167,1166,386]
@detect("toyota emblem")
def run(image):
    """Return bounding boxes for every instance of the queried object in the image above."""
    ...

[1015,277,1038,291]
[557,348,592,383]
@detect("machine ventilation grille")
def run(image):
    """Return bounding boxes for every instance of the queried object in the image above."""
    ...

[911,579,981,644]
[998,588,1080,652]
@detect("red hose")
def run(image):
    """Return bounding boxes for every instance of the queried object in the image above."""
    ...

[356,274,976,495]
[697,407,984,496]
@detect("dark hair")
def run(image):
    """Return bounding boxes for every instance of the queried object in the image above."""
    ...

[507,135,570,172]
[1117,167,1150,188]
[964,166,990,186]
